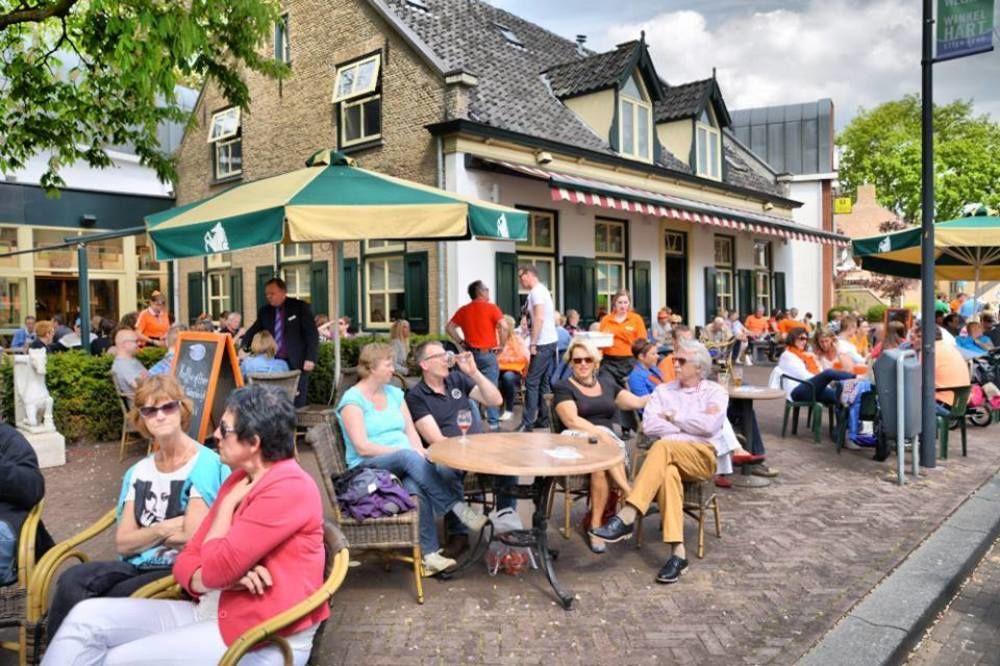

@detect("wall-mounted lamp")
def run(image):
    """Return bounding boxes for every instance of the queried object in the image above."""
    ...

[80,214,97,227]
[762,202,774,211]
[535,151,553,165]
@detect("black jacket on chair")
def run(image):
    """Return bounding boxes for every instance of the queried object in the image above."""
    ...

[0,424,53,572]
[242,297,320,372]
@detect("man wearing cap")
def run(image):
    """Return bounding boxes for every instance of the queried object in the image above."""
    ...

[650,308,672,347]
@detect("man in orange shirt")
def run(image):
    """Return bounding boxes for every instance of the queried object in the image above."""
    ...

[744,306,769,339]
[934,327,970,412]
[446,280,509,431]
[950,293,966,314]
[777,308,801,336]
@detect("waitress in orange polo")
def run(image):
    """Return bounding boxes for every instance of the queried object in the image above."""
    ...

[598,290,647,387]
[135,291,171,347]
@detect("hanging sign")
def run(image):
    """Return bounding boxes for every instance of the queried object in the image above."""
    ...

[937,0,995,61]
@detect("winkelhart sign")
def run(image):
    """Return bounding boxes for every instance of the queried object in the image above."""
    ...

[937,0,995,60]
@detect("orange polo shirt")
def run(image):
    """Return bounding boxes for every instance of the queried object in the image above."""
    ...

[745,315,769,336]
[136,308,170,343]
[935,340,970,406]
[777,319,801,336]
[599,311,647,358]
[657,354,677,383]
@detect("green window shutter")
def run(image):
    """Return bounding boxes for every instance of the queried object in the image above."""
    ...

[495,252,519,316]
[404,251,429,334]
[255,265,274,312]
[341,258,359,324]
[704,266,718,324]
[310,261,329,315]
[563,256,596,325]
[774,272,787,312]
[187,271,203,325]
[228,267,243,318]
[631,260,652,323]
[737,269,755,318]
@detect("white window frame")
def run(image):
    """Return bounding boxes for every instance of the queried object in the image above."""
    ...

[214,136,242,180]
[332,54,381,103]
[516,256,556,297]
[753,239,772,312]
[595,219,626,258]
[274,13,290,64]
[207,252,232,269]
[340,94,381,147]
[595,219,627,315]
[282,263,311,303]
[664,230,686,256]
[516,210,555,253]
[596,260,626,316]
[696,112,722,180]
[365,255,404,329]
[280,242,312,263]
[714,235,735,315]
[207,270,231,319]
[365,239,405,253]
[208,107,241,143]
[618,73,653,162]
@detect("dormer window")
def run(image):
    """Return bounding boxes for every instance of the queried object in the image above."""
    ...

[619,73,652,161]
[495,24,524,48]
[696,108,721,179]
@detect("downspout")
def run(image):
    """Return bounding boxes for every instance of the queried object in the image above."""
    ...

[437,136,446,335]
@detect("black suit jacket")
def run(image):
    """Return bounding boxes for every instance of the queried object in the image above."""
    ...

[242,297,319,371]
[0,424,54,569]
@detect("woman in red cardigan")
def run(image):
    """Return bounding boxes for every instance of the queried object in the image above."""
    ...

[42,385,327,665]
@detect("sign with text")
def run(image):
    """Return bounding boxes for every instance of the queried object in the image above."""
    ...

[170,331,244,442]
[834,197,853,215]
[937,0,995,60]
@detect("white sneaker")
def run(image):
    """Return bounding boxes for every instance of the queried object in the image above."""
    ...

[452,502,488,531]
[844,440,862,450]
[744,357,754,367]
[500,410,513,421]
[422,550,457,577]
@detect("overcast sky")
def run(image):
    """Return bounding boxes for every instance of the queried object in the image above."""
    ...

[488,0,1000,130]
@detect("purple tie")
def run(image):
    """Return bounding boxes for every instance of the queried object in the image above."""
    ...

[274,306,286,357]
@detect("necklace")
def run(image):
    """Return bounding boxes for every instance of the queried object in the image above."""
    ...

[573,375,598,388]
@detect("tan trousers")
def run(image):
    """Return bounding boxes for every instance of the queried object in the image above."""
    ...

[627,439,716,543]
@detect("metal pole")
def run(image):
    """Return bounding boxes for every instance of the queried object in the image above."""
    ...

[77,243,90,354]
[919,0,937,468]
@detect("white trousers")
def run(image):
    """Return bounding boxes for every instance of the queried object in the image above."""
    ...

[41,596,317,666]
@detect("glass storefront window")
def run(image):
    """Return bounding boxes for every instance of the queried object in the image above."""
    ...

[0,228,18,268]
[33,229,77,270]
[0,277,26,327]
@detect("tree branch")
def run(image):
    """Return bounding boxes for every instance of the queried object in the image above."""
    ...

[0,0,78,30]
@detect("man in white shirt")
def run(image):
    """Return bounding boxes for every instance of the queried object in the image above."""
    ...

[515,265,558,432]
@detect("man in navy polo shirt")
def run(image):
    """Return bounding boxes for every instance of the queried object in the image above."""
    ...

[406,340,507,558]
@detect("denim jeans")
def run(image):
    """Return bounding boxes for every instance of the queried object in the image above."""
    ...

[47,560,171,638]
[520,342,556,428]
[357,449,463,554]
[499,370,521,411]
[790,369,855,404]
[471,350,500,427]
[0,520,15,586]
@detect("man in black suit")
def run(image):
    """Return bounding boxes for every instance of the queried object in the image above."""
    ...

[242,277,320,407]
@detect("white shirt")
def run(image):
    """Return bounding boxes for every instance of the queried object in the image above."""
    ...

[836,337,865,364]
[526,283,558,345]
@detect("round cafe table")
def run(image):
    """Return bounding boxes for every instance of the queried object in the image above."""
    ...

[726,384,786,488]
[428,432,623,609]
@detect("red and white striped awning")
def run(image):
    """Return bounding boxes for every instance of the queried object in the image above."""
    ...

[486,160,850,247]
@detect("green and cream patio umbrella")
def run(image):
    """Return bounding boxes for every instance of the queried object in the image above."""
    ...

[852,215,1000,307]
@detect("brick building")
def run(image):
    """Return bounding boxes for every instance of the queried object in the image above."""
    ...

[172,0,849,333]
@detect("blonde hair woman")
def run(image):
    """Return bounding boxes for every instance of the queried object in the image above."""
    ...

[552,338,648,553]
[390,319,412,375]
[240,331,290,376]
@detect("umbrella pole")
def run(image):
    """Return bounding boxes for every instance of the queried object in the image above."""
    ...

[974,251,981,314]
[331,241,341,390]
[918,0,936,469]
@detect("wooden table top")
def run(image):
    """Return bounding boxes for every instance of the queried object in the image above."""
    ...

[428,432,624,477]
[727,384,786,401]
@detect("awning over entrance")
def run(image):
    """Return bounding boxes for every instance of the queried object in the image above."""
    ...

[478,159,850,247]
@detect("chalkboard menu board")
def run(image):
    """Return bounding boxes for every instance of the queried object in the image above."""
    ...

[170,332,244,442]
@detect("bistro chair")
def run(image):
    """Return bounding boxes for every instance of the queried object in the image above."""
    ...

[0,502,43,666]
[779,374,837,445]
[306,422,424,603]
[542,394,591,539]
[110,374,147,461]
[937,385,972,459]
[246,370,301,402]
[296,367,359,434]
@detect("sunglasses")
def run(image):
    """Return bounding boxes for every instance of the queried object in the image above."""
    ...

[138,401,180,418]
[217,421,237,439]
[797,335,809,341]
[673,357,688,366]
[571,357,594,365]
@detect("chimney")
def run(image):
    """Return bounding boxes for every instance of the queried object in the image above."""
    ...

[857,183,877,206]
[575,34,587,56]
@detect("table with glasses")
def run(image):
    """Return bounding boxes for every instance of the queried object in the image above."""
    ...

[726,384,786,488]
[427,432,623,609]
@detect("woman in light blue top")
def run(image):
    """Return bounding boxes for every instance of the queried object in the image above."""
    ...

[336,343,486,576]
[240,330,290,376]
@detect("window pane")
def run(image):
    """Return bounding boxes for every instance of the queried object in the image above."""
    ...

[362,98,380,138]
[210,108,239,142]
[87,237,123,270]
[534,217,552,249]
[0,228,17,268]
[621,100,634,155]
[608,225,623,255]
[597,263,608,292]
[387,257,404,290]
[0,277,26,326]
[370,260,386,290]
[535,260,552,288]
[355,60,377,93]
[637,107,650,159]
[34,229,78,269]
[594,225,606,253]
[337,65,356,99]
[709,131,719,178]
[137,278,161,306]
[622,73,642,100]
[369,293,386,324]
[388,292,405,322]
[697,128,707,174]
[607,263,623,291]
[285,269,298,293]
[343,103,362,142]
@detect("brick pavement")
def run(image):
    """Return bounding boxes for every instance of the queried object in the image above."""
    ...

[3,365,1000,665]
[908,538,1000,666]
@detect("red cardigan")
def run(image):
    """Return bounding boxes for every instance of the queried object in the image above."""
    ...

[173,458,329,645]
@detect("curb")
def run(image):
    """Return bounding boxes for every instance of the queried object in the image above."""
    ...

[799,470,1000,666]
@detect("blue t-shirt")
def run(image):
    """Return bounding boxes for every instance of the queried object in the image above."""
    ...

[240,355,291,376]
[337,384,411,469]
[147,350,174,377]
[956,335,990,355]
[627,363,662,398]
[116,446,229,569]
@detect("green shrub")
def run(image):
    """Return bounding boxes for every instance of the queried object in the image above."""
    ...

[865,304,888,323]
[826,306,852,322]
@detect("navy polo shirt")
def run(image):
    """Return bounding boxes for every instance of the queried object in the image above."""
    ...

[405,371,481,442]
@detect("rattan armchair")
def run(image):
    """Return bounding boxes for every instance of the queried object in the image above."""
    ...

[306,422,424,603]
[246,370,301,402]
[111,378,147,462]
[296,367,358,432]
[0,502,43,666]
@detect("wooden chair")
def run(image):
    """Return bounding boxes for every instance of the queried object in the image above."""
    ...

[246,370,301,402]
[779,374,837,444]
[305,422,424,603]
[111,377,147,461]
[543,393,591,539]
[0,502,43,666]
[937,385,972,459]
[704,338,737,380]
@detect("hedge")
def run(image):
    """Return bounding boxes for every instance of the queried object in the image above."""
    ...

[865,304,888,323]
[1,335,445,443]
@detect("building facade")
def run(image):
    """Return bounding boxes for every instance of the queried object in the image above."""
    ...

[171,0,848,333]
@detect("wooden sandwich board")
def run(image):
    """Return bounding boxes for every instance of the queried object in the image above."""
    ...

[170,331,244,443]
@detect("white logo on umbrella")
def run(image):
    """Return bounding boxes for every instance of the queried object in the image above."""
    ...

[497,213,510,239]
[205,222,230,253]
[878,236,891,252]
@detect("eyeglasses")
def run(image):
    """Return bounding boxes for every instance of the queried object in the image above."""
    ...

[138,401,180,418]
[673,357,688,366]
[571,357,594,365]
[424,350,456,365]
[217,421,237,439]
[797,335,809,341]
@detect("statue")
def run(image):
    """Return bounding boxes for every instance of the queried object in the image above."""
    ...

[14,347,55,432]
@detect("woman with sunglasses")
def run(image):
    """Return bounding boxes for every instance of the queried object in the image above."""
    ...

[553,338,648,553]
[44,375,229,640]
[771,328,854,406]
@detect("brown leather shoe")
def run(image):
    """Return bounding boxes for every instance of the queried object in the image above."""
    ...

[441,533,470,560]
[752,463,780,478]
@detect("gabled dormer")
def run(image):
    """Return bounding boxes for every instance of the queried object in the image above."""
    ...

[543,35,666,164]
[653,76,731,181]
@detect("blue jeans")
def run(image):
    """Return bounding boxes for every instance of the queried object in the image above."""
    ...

[521,342,556,428]
[791,369,854,404]
[471,350,500,427]
[0,520,15,586]
[357,449,463,554]
[499,370,521,411]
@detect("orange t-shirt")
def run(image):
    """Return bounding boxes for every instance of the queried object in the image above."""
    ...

[745,315,769,336]
[950,299,962,313]
[136,308,170,343]
[498,337,529,376]
[935,340,970,405]
[657,354,677,383]
[777,319,801,336]
[449,300,504,349]
[599,311,648,358]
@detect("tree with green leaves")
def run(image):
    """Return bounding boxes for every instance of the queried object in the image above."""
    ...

[0,0,286,191]
[837,94,1000,224]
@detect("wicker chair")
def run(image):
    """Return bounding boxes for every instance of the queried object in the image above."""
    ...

[0,502,43,666]
[112,379,147,462]
[542,393,591,539]
[246,370,301,402]
[305,422,424,603]
[296,367,358,432]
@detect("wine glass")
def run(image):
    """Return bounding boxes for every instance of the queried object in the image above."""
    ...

[457,409,473,442]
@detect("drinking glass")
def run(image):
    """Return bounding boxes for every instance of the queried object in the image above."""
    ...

[457,409,473,441]
[732,366,744,387]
